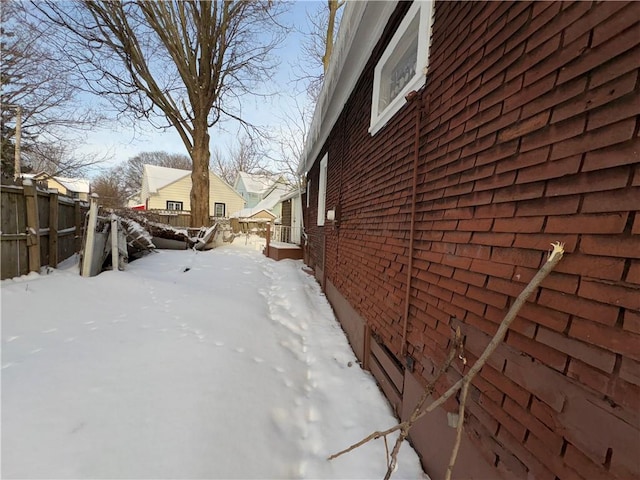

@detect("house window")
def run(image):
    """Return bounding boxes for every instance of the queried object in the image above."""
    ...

[317,154,328,226]
[306,177,311,208]
[166,200,183,211]
[370,1,434,135]
[214,202,226,217]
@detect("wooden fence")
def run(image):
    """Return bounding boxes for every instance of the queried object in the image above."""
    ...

[1,181,88,280]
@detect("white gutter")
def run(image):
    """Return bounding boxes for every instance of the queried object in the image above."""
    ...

[298,0,398,175]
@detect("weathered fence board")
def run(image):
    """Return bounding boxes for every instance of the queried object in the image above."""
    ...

[1,183,88,280]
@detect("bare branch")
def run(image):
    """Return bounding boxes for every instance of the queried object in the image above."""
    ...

[1,0,103,176]
[328,243,566,480]
[31,0,287,226]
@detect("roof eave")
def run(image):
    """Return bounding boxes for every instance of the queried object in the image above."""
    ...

[298,0,398,176]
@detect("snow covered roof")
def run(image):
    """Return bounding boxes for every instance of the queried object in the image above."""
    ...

[260,183,292,209]
[55,176,91,194]
[279,188,301,202]
[235,171,282,195]
[230,183,293,219]
[143,164,190,193]
[230,207,276,219]
[22,173,91,193]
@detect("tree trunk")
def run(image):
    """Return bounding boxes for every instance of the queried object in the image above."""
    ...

[190,120,211,227]
[323,0,338,73]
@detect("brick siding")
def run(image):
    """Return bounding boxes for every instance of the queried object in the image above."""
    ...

[304,1,639,478]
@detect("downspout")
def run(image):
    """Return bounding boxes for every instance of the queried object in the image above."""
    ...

[401,90,425,360]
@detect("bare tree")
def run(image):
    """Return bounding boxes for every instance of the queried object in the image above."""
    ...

[1,0,101,177]
[91,168,129,209]
[295,0,345,102]
[22,141,105,178]
[33,1,286,226]
[119,151,192,197]
[323,0,345,73]
[263,1,343,184]
[210,135,269,186]
[268,99,312,190]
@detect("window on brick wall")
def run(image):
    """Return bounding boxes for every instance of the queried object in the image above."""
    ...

[370,1,434,135]
[317,154,328,226]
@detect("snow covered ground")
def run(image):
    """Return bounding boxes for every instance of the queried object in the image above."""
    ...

[1,236,427,479]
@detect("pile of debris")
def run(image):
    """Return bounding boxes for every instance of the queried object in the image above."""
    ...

[80,204,234,277]
[114,209,232,250]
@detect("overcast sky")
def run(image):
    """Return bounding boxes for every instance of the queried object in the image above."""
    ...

[76,1,325,174]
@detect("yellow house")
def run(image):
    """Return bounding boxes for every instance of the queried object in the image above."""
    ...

[31,173,91,201]
[140,164,245,217]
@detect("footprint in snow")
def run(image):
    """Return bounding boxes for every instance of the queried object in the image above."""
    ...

[234,346,245,353]
[306,407,321,423]
[42,328,57,333]
[5,336,19,342]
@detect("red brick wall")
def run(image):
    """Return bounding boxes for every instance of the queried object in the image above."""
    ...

[304,1,640,478]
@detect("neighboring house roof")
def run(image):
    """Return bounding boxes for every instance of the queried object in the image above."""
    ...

[27,172,91,194]
[260,183,292,209]
[299,1,398,175]
[234,171,283,195]
[55,176,91,194]
[231,183,293,219]
[230,208,276,220]
[278,188,301,203]
[143,164,190,193]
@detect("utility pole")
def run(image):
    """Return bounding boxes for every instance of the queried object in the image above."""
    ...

[14,105,21,180]
[4,104,22,179]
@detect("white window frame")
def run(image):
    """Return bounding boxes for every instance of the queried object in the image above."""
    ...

[370,1,434,135]
[317,154,328,226]
[214,202,226,217]
[166,200,183,211]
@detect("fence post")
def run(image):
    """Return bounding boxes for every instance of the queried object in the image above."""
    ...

[81,194,99,277]
[74,199,82,253]
[266,222,271,258]
[110,214,119,272]
[23,179,41,273]
[49,190,59,267]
